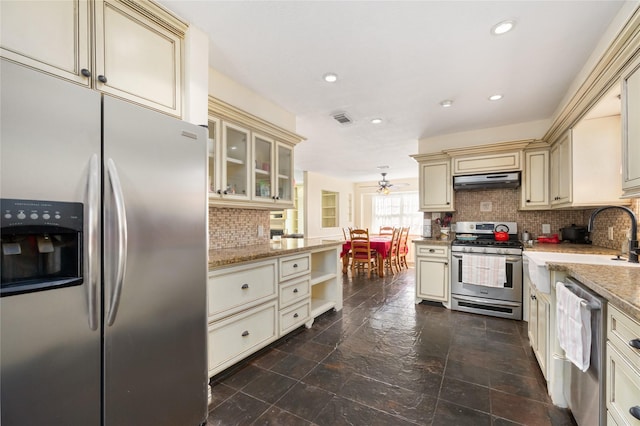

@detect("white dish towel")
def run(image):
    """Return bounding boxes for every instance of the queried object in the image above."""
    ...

[461,254,506,288]
[556,281,591,372]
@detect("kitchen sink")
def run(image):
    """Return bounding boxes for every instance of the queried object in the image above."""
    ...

[524,251,640,293]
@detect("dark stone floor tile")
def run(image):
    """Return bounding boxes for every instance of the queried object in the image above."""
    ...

[240,369,297,404]
[313,395,416,426]
[484,316,521,335]
[337,373,422,418]
[490,389,559,425]
[486,330,524,346]
[253,406,312,425]
[432,399,492,426]
[250,348,286,370]
[302,363,352,394]
[492,416,523,425]
[274,382,334,421]
[439,377,491,413]
[208,382,237,410]
[270,353,318,380]
[445,359,491,387]
[286,339,335,363]
[207,392,269,426]
[489,369,551,403]
[217,364,262,390]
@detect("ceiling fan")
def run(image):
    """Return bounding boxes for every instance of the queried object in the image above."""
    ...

[374,173,408,195]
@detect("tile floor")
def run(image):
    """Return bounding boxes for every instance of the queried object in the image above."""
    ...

[207,268,576,425]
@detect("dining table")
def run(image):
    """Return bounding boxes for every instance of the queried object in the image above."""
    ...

[340,235,392,277]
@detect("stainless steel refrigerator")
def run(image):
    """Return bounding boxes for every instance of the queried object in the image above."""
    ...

[0,59,208,425]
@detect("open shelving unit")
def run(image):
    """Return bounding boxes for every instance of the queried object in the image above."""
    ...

[306,245,342,326]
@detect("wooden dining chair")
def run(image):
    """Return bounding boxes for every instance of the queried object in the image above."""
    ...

[398,227,410,269]
[383,228,401,274]
[350,228,377,278]
[379,226,394,236]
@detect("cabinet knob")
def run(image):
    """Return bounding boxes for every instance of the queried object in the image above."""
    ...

[531,294,537,300]
[629,338,640,350]
[526,199,531,203]
[293,288,299,293]
[241,330,249,337]
[629,406,640,420]
[81,68,91,77]
[446,202,450,205]
[293,264,298,268]
[429,249,435,253]
[241,283,249,289]
[98,75,107,84]
[272,195,280,200]
[293,313,299,318]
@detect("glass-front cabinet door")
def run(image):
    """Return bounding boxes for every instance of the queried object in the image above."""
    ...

[207,117,220,195]
[252,133,274,202]
[221,122,250,200]
[276,142,293,204]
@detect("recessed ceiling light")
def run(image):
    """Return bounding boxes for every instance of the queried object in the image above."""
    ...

[323,73,338,83]
[377,165,389,169]
[488,94,503,101]
[491,20,515,35]
[440,100,453,108]
[371,118,383,124]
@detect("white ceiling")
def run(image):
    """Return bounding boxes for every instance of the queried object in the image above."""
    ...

[159,0,625,183]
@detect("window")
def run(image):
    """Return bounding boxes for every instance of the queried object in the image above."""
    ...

[372,192,422,235]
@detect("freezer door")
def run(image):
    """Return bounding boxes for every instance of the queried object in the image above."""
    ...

[102,96,208,425]
[0,60,102,424]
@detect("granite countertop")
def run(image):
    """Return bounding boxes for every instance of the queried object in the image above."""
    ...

[412,237,451,246]
[208,238,343,269]
[525,243,640,322]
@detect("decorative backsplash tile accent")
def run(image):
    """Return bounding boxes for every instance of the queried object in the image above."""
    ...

[209,207,270,249]
[426,189,639,253]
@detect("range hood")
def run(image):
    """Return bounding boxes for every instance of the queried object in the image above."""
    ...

[453,171,521,190]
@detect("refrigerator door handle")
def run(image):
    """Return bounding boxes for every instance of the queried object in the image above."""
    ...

[106,158,128,326]
[87,154,100,330]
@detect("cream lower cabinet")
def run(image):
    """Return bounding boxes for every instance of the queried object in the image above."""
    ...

[207,259,279,377]
[527,285,550,380]
[278,253,312,335]
[414,243,449,304]
[0,0,186,117]
[606,304,640,425]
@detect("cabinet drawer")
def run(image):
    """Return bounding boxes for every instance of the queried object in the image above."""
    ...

[208,300,277,375]
[279,253,311,281]
[606,343,640,425]
[279,300,310,335]
[415,245,448,257]
[608,305,640,371]
[208,260,277,319]
[279,276,310,308]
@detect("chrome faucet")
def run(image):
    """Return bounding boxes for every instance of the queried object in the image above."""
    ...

[588,206,638,263]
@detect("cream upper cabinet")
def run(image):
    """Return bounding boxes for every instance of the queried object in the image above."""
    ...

[1,0,185,117]
[412,154,454,212]
[550,120,628,208]
[521,147,550,210]
[208,97,304,209]
[622,58,640,198]
[452,151,521,175]
[550,133,572,206]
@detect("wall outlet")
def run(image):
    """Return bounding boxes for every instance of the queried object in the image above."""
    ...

[542,224,551,234]
[608,226,614,240]
[258,225,264,237]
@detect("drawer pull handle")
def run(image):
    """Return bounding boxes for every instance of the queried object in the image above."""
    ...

[293,263,298,268]
[429,249,435,253]
[629,338,640,350]
[293,313,299,318]
[241,283,249,289]
[241,330,249,337]
[630,406,640,420]
[293,288,299,293]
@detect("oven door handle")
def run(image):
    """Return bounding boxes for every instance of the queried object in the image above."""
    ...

[451,253,521,262]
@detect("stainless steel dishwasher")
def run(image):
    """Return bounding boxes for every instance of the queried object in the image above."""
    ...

[561,276,606,426]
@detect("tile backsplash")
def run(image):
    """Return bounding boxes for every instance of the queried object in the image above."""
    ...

[427,189,639,252]
[209,207,270,249]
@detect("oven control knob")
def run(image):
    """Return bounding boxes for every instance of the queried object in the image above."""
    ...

[17,212,26,220]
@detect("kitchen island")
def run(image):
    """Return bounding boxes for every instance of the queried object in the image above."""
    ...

[207,238,343,379]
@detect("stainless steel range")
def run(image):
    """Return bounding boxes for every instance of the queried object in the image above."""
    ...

[450,221,523,320]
